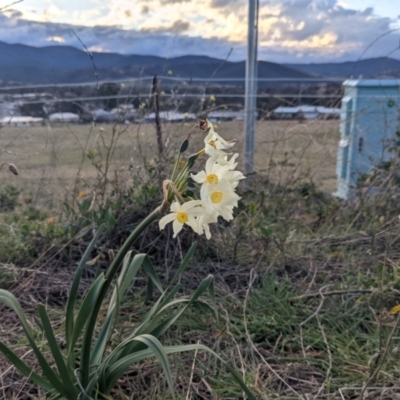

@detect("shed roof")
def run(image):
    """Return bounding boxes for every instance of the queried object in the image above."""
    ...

[274,106,299,113]
[274,105,340,114]
[49,112,80,121]
[343,79,400,88]
[146,111,196,121]
[207,110,245,118]
[0,116,43,123]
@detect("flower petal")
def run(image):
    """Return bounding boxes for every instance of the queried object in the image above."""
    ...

[191,171,206,184]
[181,199,203,211]
[172,219,183,238]
[205,157,215,174]
[203,223,212,239]
[186,215,200,233]
[159,213,176,230]
[170,202,181,213]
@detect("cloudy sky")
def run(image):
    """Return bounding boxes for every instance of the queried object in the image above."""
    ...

[1,0,400,62]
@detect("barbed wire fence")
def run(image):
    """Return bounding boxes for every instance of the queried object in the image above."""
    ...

[0,75,347,211]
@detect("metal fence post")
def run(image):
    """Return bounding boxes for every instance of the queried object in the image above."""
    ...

[244,0,259,179]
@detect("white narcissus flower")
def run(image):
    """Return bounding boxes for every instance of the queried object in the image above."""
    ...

[205,146,232,165]
[218,153,238,169]
[196,210,219,240]
[218,153,245,188]
[201,180,241,221]
[191,157,245,197]
[223,170,245,189]
[190,157,233,185]
[159,200,207,238]
[203,120,235,161]
[160,119,244,239]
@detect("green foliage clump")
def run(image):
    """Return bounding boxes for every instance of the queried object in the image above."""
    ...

[0,185,19,212]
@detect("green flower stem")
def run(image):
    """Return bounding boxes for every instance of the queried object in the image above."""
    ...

[80,208,161,389]
[174,166,189,188]
[170,152,181,183]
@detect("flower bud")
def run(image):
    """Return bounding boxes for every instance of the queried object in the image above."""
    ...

[199,120,208,131]
[8,164,19,176]
[184,190,194,198]
[179,139,189,153]
[186,176,195,187]
[187,153,198,169]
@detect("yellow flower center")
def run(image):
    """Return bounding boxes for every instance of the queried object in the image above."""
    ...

[211,191,223,204]
[208,139,217,149]
[177,211,189,224]
[206,174,219,184]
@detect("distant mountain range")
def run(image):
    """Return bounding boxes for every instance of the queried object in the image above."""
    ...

[0,41,400,86]
[284,58,400,78]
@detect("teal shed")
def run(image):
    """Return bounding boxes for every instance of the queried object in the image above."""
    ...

[335,79,400,199]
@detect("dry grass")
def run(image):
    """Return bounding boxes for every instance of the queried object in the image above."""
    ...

[0,119,339,209]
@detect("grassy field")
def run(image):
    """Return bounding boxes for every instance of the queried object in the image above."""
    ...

[2,117,400,399]
[0,119,340,209]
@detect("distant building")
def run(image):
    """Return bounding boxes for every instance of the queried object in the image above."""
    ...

[273,105,340,120]
[0,116,43,127]
[0,102,19,119]
[273,106,299,119]
[207,110,246,122]
[49,112,80,123]
[10,93,53,102]
[92,109,118,123]
[145,111,196,122]
[111,105,136,122]
[335,79,400,199]
[316,106,341,118]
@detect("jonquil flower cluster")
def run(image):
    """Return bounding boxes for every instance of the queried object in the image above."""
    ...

[159,120,245,239]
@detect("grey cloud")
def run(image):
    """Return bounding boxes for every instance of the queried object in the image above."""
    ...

[141,5,149,13]
[257,0,397,60]
[159,0,191,3]
[0,2,400,63]
[141,20,190,34]
[0,11,231,58]
[170,20,190,33]
[4,9,22,18]
[210,0,244,8]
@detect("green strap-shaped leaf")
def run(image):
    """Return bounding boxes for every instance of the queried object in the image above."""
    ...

[105,343,257,400]
[168,242,197,288]
[101,347,161,393]
[103,334,175,398]
[111,277,214,365]
[0,290,65,394]
[90,280,121,367]
[67,273,106,367]
[92,251,136,364]
[80,210,160,388]
[90,309,114,368]
[118,252,143,298]
[127,284,181,343]
[85,370,102,398]
[92,253,159,367]
[142,256,163,294]
[37,305,77,397]
[0,341,53,392]
[156,284,182,311]
[65,225,105,350]
[147,276,216,338]
[106,288,180,366]
[207,277,218,319]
